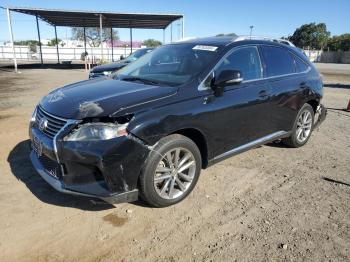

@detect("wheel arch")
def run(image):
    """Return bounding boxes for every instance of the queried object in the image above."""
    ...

[306,99,319,113]
[172,128,209,169]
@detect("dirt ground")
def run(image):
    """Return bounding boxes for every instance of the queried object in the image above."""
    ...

[0,63,349,262]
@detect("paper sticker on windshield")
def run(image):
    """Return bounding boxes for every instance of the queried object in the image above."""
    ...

[192,45,218,51]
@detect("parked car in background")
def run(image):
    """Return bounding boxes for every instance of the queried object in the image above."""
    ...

[89,47,154,78]
[29,36,326,207]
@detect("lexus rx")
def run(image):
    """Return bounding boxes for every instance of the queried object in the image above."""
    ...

[29,36,326,207]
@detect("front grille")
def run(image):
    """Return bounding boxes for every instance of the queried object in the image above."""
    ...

[38,154,62,179]
[35,106,67,139]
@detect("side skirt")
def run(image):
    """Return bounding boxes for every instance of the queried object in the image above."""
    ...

[208,131,290,166]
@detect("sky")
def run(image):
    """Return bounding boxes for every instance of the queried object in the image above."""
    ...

[0,0,349,43]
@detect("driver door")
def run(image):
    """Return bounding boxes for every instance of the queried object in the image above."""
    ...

[202,45,273,157]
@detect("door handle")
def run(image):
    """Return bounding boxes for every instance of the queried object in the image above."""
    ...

[300,82,307,89]
[203,96,214,104]
[258,90,268,99]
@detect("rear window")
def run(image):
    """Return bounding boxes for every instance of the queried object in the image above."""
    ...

[294,55,309,73]
[261,46,295,77]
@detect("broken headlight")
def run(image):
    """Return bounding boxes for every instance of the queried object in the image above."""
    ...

[64,123,128,141]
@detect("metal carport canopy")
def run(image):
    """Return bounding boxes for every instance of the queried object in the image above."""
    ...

[3,6,184,72]
[7,7,183,29]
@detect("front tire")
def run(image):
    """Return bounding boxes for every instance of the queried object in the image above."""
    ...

[283,103,314,148]
[139,134,202,207]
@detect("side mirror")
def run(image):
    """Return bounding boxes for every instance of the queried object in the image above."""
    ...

[214,70,243,87]
[211,70,243,97]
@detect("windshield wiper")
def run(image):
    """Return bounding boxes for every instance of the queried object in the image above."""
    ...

[121,77,161,86]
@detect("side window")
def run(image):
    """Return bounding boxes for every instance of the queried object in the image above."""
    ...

[261,46,295,77]
[294,55,309,73]
[215,46,263,82]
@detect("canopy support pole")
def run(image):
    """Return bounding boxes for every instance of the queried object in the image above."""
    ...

[83,27,87,54]
[110,28,114,61]
[35,15,43,65]
[163,29,165,44]
[182,16,185,39]
[99,14,103,61]
[54,26,60,64]
[6,8,17,72]
[130,27,133,54]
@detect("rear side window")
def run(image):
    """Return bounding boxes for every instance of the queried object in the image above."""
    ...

[294,55,309,73]
[260,46,295,77]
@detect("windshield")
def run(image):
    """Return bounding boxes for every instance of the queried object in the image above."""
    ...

[115,44,220,86]
[125,49,150,62]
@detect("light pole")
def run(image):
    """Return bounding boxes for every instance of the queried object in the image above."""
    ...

[250,26,254,39]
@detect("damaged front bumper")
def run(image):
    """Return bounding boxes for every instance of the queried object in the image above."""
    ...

[314,103,327,129]
[30,151,139,203]
[29,123,150,204]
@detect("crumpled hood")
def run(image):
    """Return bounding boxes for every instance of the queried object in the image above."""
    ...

[40,77,177,119]
[91,61,128,72]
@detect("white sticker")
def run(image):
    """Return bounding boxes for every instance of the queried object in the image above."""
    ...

[192,45,218,51]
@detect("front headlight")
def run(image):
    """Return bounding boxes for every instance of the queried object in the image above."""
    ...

[30,107,37,122]
[64,123,128,141]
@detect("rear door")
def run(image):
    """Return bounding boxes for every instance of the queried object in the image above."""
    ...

[259,45,309,133]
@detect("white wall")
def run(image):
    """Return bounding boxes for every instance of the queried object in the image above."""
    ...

[0,45,31,59]
[303,50,322,62]
[0,45,140,62]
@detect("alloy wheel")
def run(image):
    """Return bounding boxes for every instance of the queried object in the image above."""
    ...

[154,147,196,200]
[296,110,312,143]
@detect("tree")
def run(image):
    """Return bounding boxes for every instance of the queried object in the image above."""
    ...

[14,40,40,52]
[289,23,330,50]
[14,40,38,45]
[71,28,119,47]
[142,39,162,47]
[47,38,62,46]
[327,34,350,51]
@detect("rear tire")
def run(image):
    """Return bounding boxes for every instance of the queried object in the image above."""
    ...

[139,134,202,207]
[283,103,314,148]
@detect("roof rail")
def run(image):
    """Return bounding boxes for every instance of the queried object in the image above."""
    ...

[234,35,295,47]
[175,36,198,42]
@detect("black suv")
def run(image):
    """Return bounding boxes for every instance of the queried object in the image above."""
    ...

[29,36,326,207]
[89,47,154,78]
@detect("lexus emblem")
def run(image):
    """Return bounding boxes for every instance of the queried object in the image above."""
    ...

[38,117,48,131]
